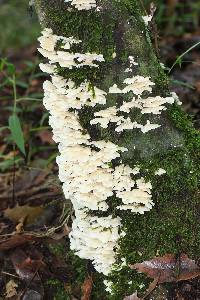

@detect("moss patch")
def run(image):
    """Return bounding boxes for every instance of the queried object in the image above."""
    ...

[105,104,200,299]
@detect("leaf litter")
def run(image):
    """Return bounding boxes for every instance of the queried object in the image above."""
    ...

[131,253,200,284]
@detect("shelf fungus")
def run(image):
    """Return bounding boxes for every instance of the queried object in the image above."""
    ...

[38,27,174,280]
[64,0,96,10]
[155,168,166,176]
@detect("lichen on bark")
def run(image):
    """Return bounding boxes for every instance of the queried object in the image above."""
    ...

[34,0,200,298]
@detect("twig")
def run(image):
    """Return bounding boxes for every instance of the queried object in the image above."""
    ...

[143,276,159,299]
[1,271,20,279]
[0,209,72,239]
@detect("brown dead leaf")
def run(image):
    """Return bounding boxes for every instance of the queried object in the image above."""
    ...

[0,169,51,211]
[5,280,18,298]
[0,234,40,251]
[11,248,45,281]
[5,204,44,225]
[131,254,200,284]
[14,169,48,191]
[0,169,64,226]
[123,291,142,300]
[81,276,93,300]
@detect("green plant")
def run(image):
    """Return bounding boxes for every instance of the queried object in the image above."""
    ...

[0,58,57,171]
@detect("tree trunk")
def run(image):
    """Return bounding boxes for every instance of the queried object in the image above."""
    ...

[34,1,200,298]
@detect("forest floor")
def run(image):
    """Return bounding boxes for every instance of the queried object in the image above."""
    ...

[0,1,200,299]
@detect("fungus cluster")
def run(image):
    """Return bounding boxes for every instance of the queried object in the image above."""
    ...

[70,213,123,274]
[38,28,155,276]
[91,106,161,133]
[142,15,152,25]
[125,55,138,73]
[64,0,96,10]
[91,74,176,133]
[38,25,175,278]
[155,168,166,176]
[38,29,104,70]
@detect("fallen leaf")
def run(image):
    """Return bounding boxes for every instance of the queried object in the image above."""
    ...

[5,280,18,298]
[0,234,39,251]
[81,276,93,300]
[11,248,45,281]
[131,254,200,284]
[5,204,44,225]
[14,169,48,191]
[124,291,142,300]
[0,169,63,212]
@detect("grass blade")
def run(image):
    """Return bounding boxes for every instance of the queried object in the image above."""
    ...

[8,114,26,155]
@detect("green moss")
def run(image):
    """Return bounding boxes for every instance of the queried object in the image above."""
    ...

[66,250,87,284]
[38,0,168,90]
[47,279,70,300]
[105,105,200,299]
[67,251,108,299]
[49,242,66,257]
[92,273,108,299]
[40,3,116,61]
[170,104,200,151]
[108,268,150,299]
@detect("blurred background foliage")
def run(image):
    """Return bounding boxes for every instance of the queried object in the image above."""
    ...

[145,0,200,36]
[0,0,40,53]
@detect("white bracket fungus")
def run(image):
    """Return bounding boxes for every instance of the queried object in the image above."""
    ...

[38,28,163,277]
[142,15,152,25]
[64,0,96,10]
[155,168,166,176]
[125,55,138,72]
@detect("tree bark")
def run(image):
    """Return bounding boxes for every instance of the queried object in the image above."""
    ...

[34,1,200,298]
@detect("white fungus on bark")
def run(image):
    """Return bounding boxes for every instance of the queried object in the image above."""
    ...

[38,27,181,278]
[64,0,96,10]
[155,168,166,176]
[39,63,56,74]
[38,28,155,276]
[92,67,176,132]
[142,15,152,25]
[171,91,182,105]
[38,29,104,69]
[140,96,175,114]
[104,280,113,294]
[90,106,124,128]
[123,76,155,95]
[125,55,138,72]
[109,76,155,96]
[119,98,142,113]
[38,27,182,277]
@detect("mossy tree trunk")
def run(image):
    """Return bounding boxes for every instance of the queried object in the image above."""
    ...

[34,0,200,299]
